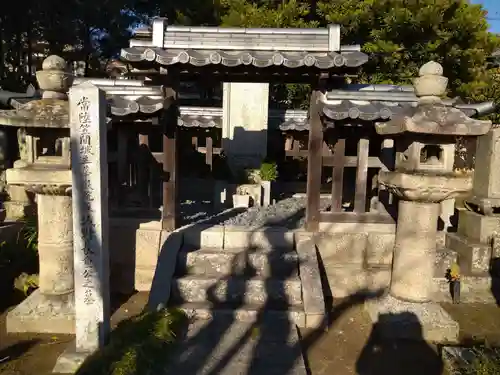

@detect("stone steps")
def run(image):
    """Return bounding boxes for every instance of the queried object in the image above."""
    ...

[169,243,312,328]
[435,232,493,278]
[176,247,299,278]
[172,301,307,326]
[445,232,491,276]
[162,317,307,375]
[170,274,303,306]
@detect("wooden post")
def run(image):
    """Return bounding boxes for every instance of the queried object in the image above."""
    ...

[162,91,178,231]
[206,135,213,171]
[305,75,327,232]
[354,138,370,213]
[331,138,346,212]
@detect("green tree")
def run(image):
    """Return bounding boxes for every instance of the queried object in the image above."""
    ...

[318,0,499,100]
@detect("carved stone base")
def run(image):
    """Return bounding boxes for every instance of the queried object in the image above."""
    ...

[3,201,28,220]
[6,290,75,334]
[464,196,500,216]
[365,295,459,343]
[52,341,91,374]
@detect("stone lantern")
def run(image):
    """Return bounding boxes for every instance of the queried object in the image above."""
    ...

[367,61,491,342]
[0,55,75,334]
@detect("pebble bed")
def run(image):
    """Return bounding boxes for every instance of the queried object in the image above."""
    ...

[180,197,331,229]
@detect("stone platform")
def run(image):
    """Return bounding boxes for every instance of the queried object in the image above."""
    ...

[6,290,75,334]
[163,317,307,375]
[365,295,459,343]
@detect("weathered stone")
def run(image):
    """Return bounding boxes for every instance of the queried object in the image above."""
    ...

[222,82,270,170]
[324,265,367,298]
[316,232,367,265]
[390,201,439,302]
[458,209,500,243]
[170,276,303,306]
[147,230,183,310]
[163,318,307,375]
[445,232,491,275]
[52,343,88,374]
[471,127,500,198]
[134,266,155,291]
[432,276,498,303]
[296,239,326,329]
[434,248,457,278]
[366,233,395,265]
[379,170,472,203]
[177,247,299,277]
[69,82,110,354]
[175,301,306,327]
[224,227,294,249]
[365,295,459,343]
[135,228,161,267]
[184,224,224,248]
[6,290,75,334]
[38,193,74,295]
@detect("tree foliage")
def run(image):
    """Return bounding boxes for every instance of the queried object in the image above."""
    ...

[318,0,499,100]
[0,0,499,111]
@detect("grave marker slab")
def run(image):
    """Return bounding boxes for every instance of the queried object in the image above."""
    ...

[53,82,110,373]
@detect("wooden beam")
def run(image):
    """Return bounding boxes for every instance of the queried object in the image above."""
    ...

[354,138,369,213]
[161,94,178,231]
[285,149,384,169]
[206,136,213,171]
[331,138,346,212]
[305,75,328,232]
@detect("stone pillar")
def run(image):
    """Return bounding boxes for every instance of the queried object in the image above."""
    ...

[54,81,110,373]
[222,82,269,171]
[390,200,439,302]
[37,192,73,295]
[6,184,75,335]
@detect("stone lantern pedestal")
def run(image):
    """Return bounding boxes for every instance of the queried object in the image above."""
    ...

[0,55,76,334]
[5,166,75,334]
[366,61,492,342]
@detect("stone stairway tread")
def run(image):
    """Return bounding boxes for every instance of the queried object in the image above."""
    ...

[170,301,306,325]
[180,246,298,254]
[163,317,307,375]
[176,247,300,278]
[170,275,303,306]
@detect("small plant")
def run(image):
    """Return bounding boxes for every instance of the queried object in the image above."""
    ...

[76,308,187,375]
[259,161,278,182]
[14,272,39,295]
[18,215,38,253]
[457,346,500,375]
[446,262,461,304]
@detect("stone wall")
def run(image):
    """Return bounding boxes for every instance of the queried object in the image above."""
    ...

[314,222,395,298]
[109,219,166,294]
[315,223,453,300]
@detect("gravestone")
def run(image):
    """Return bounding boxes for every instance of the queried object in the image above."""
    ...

[53,82,110,373]
[222,82,269,171]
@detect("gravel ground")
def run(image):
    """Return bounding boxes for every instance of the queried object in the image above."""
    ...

[180,197,331,229]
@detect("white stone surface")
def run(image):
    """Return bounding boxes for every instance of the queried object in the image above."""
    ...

[222,82,269,170]
[69,83,110,353]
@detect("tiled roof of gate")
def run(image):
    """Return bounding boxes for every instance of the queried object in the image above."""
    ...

[2,80,494,130]
[120,47,368,69]
[121,20,368,69]
[278,84,495,131]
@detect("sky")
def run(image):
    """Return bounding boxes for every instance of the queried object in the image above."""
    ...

[474,0,500,33]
